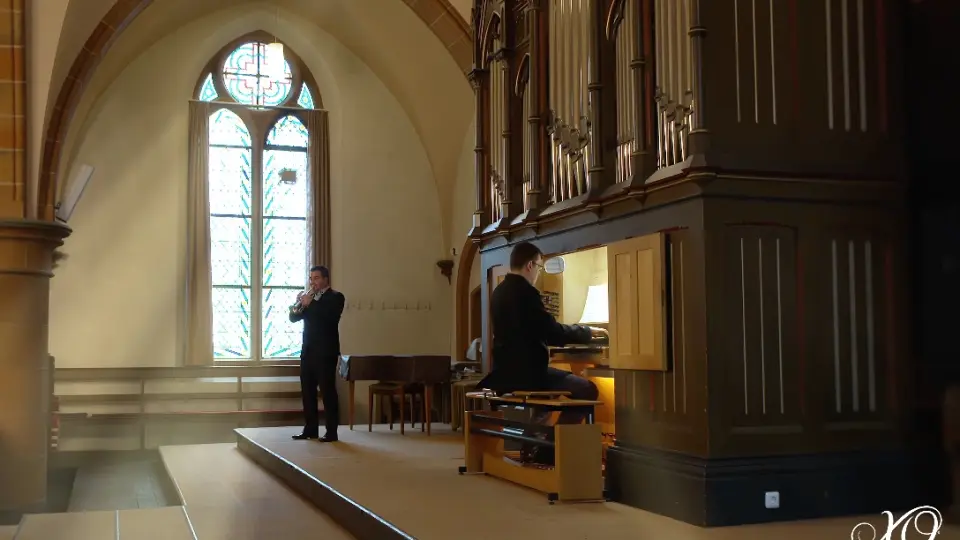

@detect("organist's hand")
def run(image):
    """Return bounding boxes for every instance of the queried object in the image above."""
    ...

[588,326,608,339]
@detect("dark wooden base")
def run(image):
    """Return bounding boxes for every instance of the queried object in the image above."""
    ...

[606,444,931,527]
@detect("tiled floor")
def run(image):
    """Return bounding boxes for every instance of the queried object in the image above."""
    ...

[13,507,194,540]
[160,443,354,540]
[68,459,172,511]
[4,442,351,539]
[237,424,960,540]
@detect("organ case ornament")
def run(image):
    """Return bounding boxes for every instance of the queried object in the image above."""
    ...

[470,0,708,228]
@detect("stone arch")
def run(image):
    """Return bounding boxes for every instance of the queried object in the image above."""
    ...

[37,0,471,219]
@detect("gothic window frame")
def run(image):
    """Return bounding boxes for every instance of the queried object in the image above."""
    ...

[194,31,328,364]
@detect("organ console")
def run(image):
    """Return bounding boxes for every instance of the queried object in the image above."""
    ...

[536,247,617,453]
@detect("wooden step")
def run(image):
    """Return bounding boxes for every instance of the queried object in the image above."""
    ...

[160,443,354,539]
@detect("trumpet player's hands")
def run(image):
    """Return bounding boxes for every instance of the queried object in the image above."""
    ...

[299,294,313,308]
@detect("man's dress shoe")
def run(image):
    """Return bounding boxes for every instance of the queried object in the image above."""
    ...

[318,434,338,443]
[292,432,318,440]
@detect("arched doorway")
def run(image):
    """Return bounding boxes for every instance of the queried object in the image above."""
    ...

[454,237,479,361]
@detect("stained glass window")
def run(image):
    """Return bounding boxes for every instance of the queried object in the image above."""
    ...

[208,109,254,359]
[261,117,309,359]
[209,109,251,146]
[199,73,218,101]
[297,84,314,109]
[201,40,321,362]
[266,115,308,148]
[262,288,303,358]
[222,42,293,107]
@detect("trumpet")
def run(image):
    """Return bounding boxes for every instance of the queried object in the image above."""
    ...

[290,286,315,314]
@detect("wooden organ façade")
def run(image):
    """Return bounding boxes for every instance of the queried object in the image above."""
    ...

[469,0,922,527]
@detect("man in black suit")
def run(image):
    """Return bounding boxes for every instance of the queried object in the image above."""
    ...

[478,241,606,426]
[289,265,345,442]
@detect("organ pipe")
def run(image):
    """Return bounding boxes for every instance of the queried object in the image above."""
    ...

[470,68,486,229]
[613,0,639,184]
[488,34,506,223]
[525,2,545,211]
[521,73,532,211]
[547,0,593,203]
[470,0,704,221]
[654,0,695,168]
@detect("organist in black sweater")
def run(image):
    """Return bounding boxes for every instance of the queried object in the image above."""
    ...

[477,241,606,425]
[289,265,345,442]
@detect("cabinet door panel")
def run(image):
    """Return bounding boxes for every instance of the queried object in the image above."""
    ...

[608,233,668,371]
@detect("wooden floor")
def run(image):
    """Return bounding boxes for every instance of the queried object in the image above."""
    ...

[159,443,353,540]
[235,425,960,540]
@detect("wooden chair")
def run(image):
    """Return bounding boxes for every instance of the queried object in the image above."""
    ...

[368,382,426,434]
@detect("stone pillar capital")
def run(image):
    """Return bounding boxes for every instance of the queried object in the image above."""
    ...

[0,220,72,276]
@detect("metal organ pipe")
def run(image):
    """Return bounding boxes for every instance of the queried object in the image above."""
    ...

[654,0,694,168]
[548,0,592,203]
[614,0,638,184]
[488,36,505,223]
[521,78,532,212]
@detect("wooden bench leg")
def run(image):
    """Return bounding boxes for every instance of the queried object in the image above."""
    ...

[408,395,417,429]
[368,389,374,432]
[399,389,405,435]
[554,423,604,502]
[425,384,433,436]
[387,394,393,430]
[349,381,355,431]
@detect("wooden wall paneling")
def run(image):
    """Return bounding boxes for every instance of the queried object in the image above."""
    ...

[710,224,807,457]
[615,228,708,457]
[699,0,902,178]
[811,226,902,451]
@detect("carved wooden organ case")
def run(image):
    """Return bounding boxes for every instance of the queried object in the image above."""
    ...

[469,0,705,232]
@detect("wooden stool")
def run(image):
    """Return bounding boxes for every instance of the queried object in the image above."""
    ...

[460,390,605,504]
[368,381,426,434]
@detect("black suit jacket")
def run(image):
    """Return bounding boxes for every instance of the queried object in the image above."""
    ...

[289,289,345,358]
[478,274,592,393]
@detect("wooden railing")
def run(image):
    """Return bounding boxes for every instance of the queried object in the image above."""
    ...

[54,365,308,450]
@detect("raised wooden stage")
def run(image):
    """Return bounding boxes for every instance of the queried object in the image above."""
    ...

[233,426,950,540]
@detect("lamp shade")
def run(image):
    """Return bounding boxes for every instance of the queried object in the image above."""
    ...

[263,42,287,79]
[578,284,609,325]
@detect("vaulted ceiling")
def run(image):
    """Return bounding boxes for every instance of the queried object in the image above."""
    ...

[38,0,476,233]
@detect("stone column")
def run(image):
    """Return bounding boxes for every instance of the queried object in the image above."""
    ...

[0,221,69,511]
[0,0,72,511]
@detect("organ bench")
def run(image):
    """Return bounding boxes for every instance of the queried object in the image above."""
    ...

[458,390,605,504]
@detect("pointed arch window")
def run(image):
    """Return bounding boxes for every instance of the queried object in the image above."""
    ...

[186,35,330,364]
